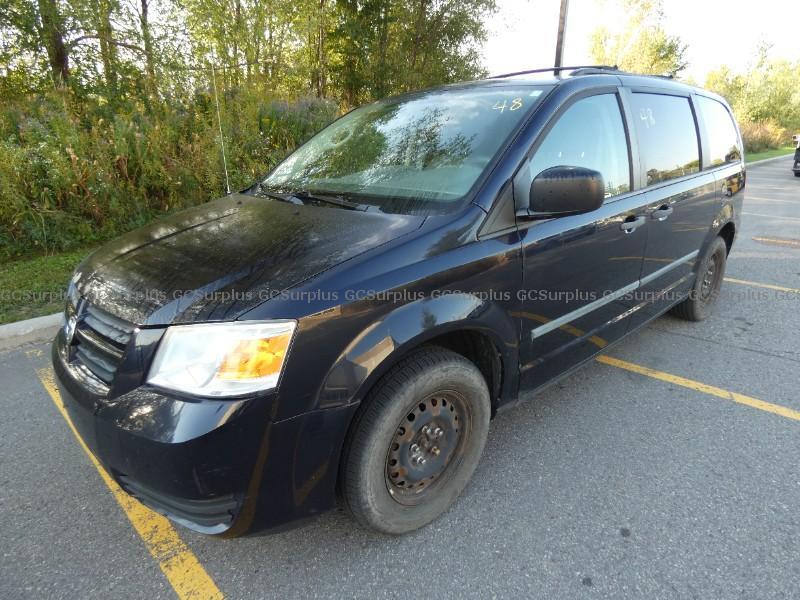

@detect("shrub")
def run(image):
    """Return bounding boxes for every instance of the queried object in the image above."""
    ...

[0,90,337,260]
[738,119,788,154]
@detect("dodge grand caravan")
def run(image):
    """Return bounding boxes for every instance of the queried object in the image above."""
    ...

[52,66,744,536]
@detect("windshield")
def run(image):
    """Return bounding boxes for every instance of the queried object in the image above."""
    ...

[260,86,551,214]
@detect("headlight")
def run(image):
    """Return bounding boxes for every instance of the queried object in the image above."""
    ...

[147,320,296,397]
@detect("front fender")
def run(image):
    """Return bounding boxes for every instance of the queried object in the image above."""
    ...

[318,293,519,409]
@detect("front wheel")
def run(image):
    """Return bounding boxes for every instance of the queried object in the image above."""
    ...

[339,346,491,534]
[670,236,728,321]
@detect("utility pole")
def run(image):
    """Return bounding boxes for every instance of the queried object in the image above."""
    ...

[554,0,569,68]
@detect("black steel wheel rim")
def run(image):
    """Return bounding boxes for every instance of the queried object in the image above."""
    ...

[384,390,470,506]
[700,253,720,301]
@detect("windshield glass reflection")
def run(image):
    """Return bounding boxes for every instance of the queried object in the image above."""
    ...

[260,86,550,214]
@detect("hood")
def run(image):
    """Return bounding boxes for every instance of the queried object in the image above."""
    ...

[74,194,424,325]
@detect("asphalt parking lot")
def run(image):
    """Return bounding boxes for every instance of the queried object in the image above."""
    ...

[2,156,798,599]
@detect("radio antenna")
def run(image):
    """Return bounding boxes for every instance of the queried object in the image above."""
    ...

[210,57,231,195]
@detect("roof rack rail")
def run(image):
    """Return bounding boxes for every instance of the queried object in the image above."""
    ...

[488,65,620,79]
[568,67,623,76]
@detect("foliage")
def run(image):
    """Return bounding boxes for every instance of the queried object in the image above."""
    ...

[590,0,687,77]
[591,3,798,154]
[737,120,789,154]
[705,51,800,152]
[0,90,336,259]
[0,0,496,259]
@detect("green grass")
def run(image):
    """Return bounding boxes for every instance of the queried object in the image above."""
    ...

[745,146,795,163]
[0,247,95,325]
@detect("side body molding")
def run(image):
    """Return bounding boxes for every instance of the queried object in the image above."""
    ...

[318,293,520,410]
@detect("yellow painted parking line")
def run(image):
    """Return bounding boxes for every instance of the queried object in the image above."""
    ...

[724,277,800,294]
[752,236,800,249]
[37,368,224,600]
[596,356,800,422]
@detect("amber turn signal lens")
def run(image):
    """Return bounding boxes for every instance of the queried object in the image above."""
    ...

[217,333,292,380]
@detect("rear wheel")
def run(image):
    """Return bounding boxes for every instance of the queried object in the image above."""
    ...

[340,346,490,534]
[670,236,727,321]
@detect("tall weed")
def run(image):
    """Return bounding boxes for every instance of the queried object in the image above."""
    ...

[0,89,337,259]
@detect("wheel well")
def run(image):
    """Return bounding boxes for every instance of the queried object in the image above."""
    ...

[719,222,735,255]
[422,330,502,413]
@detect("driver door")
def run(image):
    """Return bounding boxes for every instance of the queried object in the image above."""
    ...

[515,91,650,394]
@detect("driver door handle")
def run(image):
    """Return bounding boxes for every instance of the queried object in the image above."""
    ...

[651,205,674,221]
[620,215,646,233]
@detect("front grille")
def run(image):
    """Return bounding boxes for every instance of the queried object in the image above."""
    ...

[70,301,134,387]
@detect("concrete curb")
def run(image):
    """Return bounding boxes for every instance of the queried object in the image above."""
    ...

[746,153,795,167]
[0,312,61,351]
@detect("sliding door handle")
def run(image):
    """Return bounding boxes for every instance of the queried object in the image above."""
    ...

[620,215,646,233]
[651,205,674,221]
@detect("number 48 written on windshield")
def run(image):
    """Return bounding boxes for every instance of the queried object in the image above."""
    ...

[493,98,523,112]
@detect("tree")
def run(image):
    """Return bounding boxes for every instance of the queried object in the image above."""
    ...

[331,0,495,106]
[137,0,157,98]
[705,50,800,133]
[36,0,70,85]
[332,0,395,105]
[0,0,503,259]
[591,0,687,77]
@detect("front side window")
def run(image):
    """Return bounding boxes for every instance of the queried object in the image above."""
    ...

[261,86,551,214]
[696,96,742,167]
[630,93,700,185]
[528,94,631,198]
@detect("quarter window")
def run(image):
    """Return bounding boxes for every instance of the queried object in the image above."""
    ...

[630,93,700,186]
[528,94,631,198]
[696,96,742,167]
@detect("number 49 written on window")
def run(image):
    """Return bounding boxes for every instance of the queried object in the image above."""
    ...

[493,98,523,113]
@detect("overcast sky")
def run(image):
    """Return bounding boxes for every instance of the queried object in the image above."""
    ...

[483,0,800,82]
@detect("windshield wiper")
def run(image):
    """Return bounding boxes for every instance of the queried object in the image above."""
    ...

[254,184,376,212]
[253,183,304,205]
[291,190,373,212]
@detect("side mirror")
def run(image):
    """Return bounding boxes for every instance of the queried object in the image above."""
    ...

[518,166,605,219]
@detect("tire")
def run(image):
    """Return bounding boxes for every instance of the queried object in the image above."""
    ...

[670,236,727,321]
[793,172,800,177]
[339,346,491,535]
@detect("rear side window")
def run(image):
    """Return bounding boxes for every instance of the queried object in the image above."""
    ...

[630,93,700,186]
[696,96,742,167]
[528,94,631,198]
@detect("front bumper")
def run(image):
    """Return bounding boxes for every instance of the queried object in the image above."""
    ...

[51,330,357,535]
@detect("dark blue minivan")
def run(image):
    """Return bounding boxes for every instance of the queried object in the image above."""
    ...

[52,66,745,535]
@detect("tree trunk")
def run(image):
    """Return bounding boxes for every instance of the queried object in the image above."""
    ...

[265,13,274,79]
[409,0,428,90]
[312,0,327,97]
[232,0,242,86]
[37,0,69,86]
[376,1,390,98]
[97,0,118,93]
[139,0,157,99]
[318,0,327,97]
